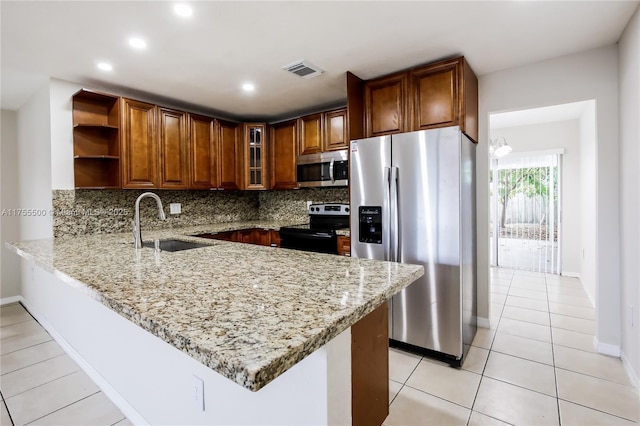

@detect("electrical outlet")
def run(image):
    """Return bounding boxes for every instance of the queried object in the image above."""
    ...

[192,375,204,411]
[170,203,181,214]
[629,305,634,327]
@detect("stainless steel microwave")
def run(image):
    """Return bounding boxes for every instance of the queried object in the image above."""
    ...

[297,150,348,188]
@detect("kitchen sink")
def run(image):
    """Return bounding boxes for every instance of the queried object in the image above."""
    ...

[141,239,211,252]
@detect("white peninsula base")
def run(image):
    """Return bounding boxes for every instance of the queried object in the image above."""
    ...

[18,259,353,425]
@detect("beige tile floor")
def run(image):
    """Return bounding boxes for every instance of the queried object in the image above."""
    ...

[2,268,639,426]
[0,303,131,426]
[385,268,640,426]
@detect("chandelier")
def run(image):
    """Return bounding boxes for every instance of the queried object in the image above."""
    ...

[489,137,512,158]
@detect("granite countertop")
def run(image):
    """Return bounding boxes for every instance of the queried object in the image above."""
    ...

[7,220,421,391]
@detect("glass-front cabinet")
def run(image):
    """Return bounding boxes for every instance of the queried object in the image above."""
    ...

[242,123,268,190]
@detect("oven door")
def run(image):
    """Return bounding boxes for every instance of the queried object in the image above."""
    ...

[297,151,348,187]
[279,229,338,254]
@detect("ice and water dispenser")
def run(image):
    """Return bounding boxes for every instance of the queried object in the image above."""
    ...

[358,206,382,244]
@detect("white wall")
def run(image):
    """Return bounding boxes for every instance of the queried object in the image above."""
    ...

[618,5,640,386]
[0,109,21,299]
[16,82,53,240]
[50,79,83,190]
[478,45,621,349]
[490,120,582,275]
[579,103,597,304]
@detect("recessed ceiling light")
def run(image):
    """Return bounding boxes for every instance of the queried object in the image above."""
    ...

[174,4,193,17]
[129,37,147,49]
[97,62,113,72]
[242,83,255,92]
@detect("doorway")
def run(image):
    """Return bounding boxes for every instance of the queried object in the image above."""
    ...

[490,153,562,274]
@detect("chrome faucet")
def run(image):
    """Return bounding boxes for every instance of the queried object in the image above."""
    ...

[133,192,167,249]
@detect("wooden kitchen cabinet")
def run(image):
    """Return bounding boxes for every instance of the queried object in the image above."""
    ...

[121,98,157,188]
[270,230,281,247]
[237,229,254,244]
[196,231,238,242]
[217,231,238,242]
[242,123,268,190]
[337,236,351,256]
[122,100,191,189]
[237,228,271,246]
[200,229,277,246]
[270,119,298,190]
[352,301,389,426]
[410,62,457,130]
[189,114,218,189]
[364,72,409,137]
[157,107,189,189]
[254,229,271,246]
[218,120,242,190]
[298,113,323,155]
[410,57,478,142]
[72,89,121,188]
[359,56,478,142]
[324,108,348,151]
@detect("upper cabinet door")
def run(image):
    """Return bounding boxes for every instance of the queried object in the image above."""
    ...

[364,73,408,137]
[158,107,189,189]
[299,113,323,155]
[243,123,268,190]
[121,98,157,188]
[189,114,217,189]
[323,108,348,151]
[410,61,459,131]
[271,119,298,190]
[217,120,241,190]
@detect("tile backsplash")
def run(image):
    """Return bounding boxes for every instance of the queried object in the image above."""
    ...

[52,190,259,238]
[52,187,349,238]
[258,188,349,223]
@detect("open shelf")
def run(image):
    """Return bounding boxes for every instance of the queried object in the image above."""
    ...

[74,157,120,188]
[73,126,120,157]
[74,186,121,190]
[74,155,119,159]
[74,123,119,129]
[72,89,122,188]
[73,89,120,127]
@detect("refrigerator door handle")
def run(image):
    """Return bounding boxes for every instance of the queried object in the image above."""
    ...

[384,166,391,261]
[329,158,335,183]
[390,166,399,262]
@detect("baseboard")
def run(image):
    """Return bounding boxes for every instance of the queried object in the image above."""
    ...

[562,273,595,308]
[594,336,621,357]
[0,295,24,305]
[477,317,491,329]
[19,298,149,426]
[621,350,640,389]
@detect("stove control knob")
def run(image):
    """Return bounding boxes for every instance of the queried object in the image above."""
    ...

[345,207,349,213]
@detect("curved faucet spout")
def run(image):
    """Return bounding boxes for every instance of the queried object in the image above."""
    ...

[133,192,167,249]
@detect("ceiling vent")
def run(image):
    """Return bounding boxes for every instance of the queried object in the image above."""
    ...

[282,60,324,79]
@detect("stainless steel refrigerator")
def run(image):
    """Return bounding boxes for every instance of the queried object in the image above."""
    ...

[350,126,476,365]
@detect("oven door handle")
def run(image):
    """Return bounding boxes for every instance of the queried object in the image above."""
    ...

[329,158,335,183]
